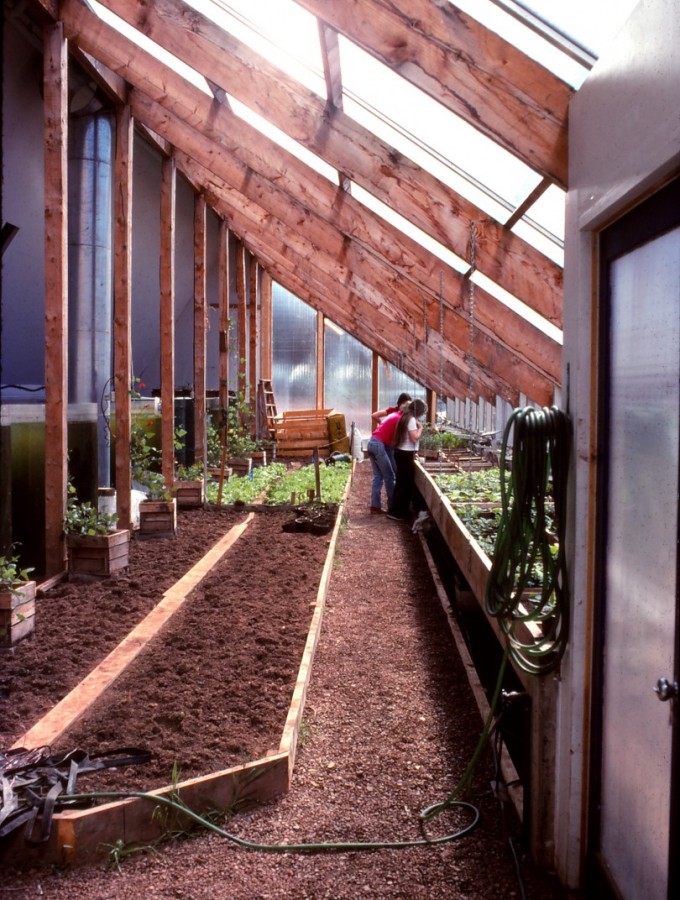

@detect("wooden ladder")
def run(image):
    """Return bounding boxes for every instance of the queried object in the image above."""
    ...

[258,379,279,442]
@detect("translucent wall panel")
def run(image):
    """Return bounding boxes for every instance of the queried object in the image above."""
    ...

[377,363,424,412]
[323,325,372,438]
[272,284,316,411]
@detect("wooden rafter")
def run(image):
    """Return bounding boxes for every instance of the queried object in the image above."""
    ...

[76,0,562,326]
[55,0,561,383]
[294,0,572,187]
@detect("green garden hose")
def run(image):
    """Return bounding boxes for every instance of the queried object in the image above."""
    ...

[485,405,571,675]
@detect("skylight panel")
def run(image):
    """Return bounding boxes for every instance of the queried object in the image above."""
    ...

[472,272,563,344]
[192,0,326,98]
[516,0,641,57]
[339,38,541,215]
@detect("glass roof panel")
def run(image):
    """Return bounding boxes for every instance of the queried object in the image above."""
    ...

[189,0,326,97]
[339,37,542,211]
[516,0,641,56]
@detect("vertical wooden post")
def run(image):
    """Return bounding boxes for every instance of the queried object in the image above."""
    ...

[316,313,325,411]
[113,104,134,530]
[43,22,68,575]
[193,194,207,464]
[160,155,176,487]
[235,240,247,403]
[371,352,380,415]
[426,389,436,424]
[249,256,259,432]
[260,268,273,383]
[218,220,230,419]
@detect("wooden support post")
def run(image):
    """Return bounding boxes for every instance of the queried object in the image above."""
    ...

[249,256,258,432]
[316,313,325,410]
[193,194,207,463]
[218,219,230,418]
[260,268,272,383]
[235,239,247,402]
[43,22,68,576]
[426,388,436,424]
[160,155,176,488]
[113,104,133,530]
[371,352,379,415]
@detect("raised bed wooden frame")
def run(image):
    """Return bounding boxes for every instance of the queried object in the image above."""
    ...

[1,469,352,867]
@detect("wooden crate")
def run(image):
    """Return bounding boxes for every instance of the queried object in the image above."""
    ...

[0,581,37,649]
[274,409,334,457]
[173,480,205,509]
[138,499,177,537]
[67,530,130,579]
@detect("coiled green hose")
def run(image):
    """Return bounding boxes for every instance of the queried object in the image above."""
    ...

[485,405,571,675]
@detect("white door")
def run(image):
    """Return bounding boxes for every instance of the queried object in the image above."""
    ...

[594,194,680,899]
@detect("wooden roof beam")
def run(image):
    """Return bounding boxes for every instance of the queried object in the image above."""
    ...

[127,86,556,404]
[85,0,563,326]
[57,0,563,361]
[295,0,572,187]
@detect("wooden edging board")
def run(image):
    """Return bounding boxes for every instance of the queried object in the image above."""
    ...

[3,470,352,867]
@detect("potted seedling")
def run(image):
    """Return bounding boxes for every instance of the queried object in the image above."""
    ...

[131,418,177,536]
[64,484,130,579]
[0,545,36,649]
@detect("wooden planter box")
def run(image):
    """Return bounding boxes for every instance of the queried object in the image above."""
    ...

[67,530,131,580]
[0,581,37,649]
[138,499,177,537]
[251,450,267,467]
[228,457,252,477]
[173,480,205,509]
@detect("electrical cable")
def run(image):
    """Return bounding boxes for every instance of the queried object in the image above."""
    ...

[484,405,571,675]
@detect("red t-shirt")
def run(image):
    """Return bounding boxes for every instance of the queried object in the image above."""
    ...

[372,411,401,446]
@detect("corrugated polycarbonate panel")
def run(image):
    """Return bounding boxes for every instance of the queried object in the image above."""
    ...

[272,285,317,412]
[323,326,372,439]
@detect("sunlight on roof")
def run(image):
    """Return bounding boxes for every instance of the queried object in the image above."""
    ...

[193,0,326,97]
[339,37,542,212]
[90,0,210,94]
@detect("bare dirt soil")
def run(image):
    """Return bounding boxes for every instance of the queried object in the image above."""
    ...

[1,463,566,899]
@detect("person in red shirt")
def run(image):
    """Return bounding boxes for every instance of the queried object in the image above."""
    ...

[366,393,411,513]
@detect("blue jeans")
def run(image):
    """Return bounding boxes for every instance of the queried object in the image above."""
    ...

[367,436,396,509]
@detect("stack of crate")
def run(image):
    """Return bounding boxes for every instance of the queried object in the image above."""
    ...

[274,409,341,458]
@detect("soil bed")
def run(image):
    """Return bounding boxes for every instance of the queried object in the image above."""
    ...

[1,506,330,794]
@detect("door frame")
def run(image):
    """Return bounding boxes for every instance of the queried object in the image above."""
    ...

[588,176,680,898]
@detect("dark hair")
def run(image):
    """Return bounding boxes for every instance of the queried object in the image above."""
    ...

[396,392,412,407]
[393,399,427,447]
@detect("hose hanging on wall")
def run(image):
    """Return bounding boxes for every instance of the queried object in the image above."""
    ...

[485,405,572,675]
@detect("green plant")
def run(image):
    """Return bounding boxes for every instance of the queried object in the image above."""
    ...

[224,393,257,458]
[0,545,34,593]
[64,483,118,535]
[175,463,205,481]
[130,418,172,500]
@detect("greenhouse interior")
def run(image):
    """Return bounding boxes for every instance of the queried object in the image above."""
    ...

[1,1,678,898]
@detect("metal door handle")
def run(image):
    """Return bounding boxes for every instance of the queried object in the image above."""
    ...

[654,677,679,702]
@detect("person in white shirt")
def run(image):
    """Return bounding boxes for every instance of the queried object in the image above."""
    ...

[386,398,427,521]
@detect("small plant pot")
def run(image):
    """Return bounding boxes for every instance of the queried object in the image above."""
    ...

[173,480,205,509]
[0,581,37,649]
[67,530,131,580]
[138,499,177,537]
